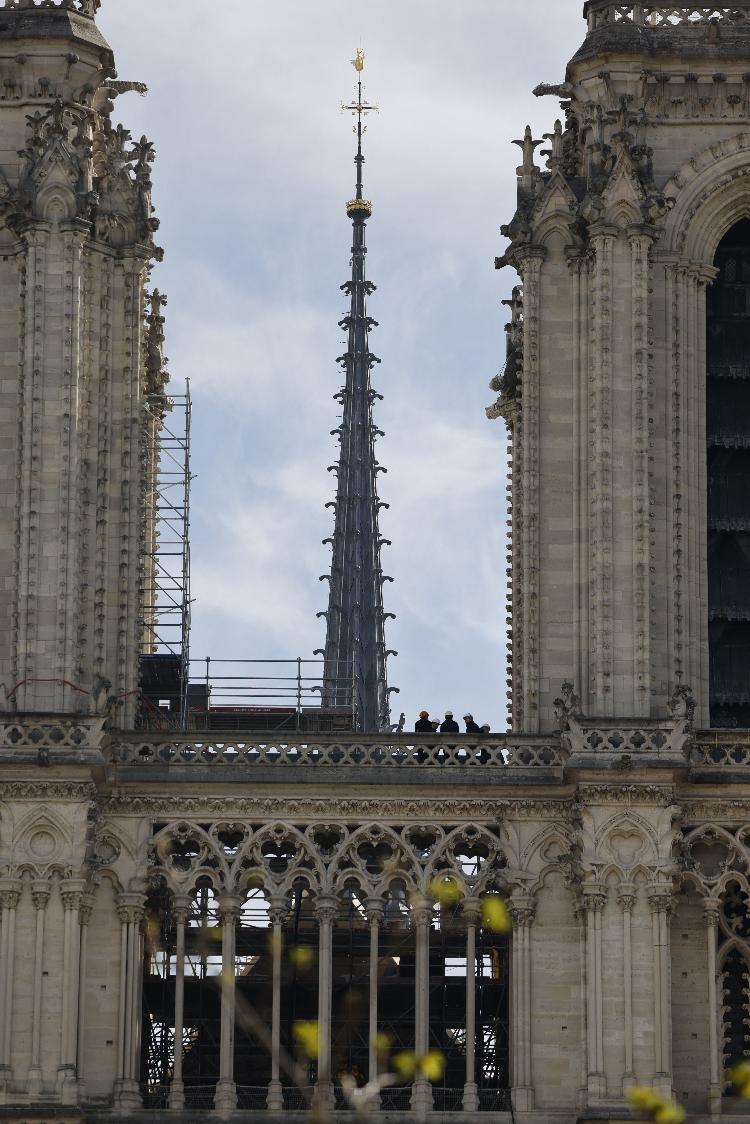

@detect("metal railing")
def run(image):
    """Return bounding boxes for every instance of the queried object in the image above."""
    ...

[183,657,354,730]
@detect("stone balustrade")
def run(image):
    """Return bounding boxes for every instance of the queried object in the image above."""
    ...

[108,732,568,770]
[0,0,100,13]
[585,2,750,29]
[691,731,750,767]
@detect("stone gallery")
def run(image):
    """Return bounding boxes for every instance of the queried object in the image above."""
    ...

[1,0,750,1121]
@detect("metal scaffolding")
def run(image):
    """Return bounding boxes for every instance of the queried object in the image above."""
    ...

[141,386,193,726]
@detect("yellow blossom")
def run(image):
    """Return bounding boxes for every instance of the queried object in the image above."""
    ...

[289,946,316,972]
[420,1050,446,1082]
[729,1061,750,1094]
[293,1020,319,1059]
[375,1031,393,1055]
[391,1051,418,1080]
[654,1106,686,1124]
[481,896,512,933]
[628,1086,667,1114]
[429,875,462,907]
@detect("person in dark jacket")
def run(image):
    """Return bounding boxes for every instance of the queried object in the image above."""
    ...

[415,710,433,733]
[440,711,459,733]
[463,713,481,734]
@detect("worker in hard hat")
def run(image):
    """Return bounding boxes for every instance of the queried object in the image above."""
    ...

[463,713,481,734]
[415,710,433,733]
[441,711,459,734]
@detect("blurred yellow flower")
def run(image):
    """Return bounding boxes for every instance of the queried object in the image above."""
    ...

[628,1086,667,1114]
[481,896,512,933]
[729,1061,750,1095]
[390,1049,445,1083]
[289,946,316,972]
[420,1051,446,1082]
[627,1085,685,1124]
[654,1106,686,1124]
[144,913,161,946]
[391,1051,418,1080]
[375,1031,393,1055]
[293,1020,319,1059]
[429,875,462,906]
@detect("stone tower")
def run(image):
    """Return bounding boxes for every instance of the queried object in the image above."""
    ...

[320,52,394,732]
[0,0,165,728]
[491,0,750,734]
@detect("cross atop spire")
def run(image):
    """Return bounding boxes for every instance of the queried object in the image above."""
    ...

[318,51,396,732]
[343,47,378,217]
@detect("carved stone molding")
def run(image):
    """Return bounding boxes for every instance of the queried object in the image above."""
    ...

[577,783,677,804]
[115,892,145,926]
[0,782,96,801]
[98,794,573,821]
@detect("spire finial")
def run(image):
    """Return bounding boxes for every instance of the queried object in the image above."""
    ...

[343,47,377,218]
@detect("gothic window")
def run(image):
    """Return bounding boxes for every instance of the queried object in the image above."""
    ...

[707,220,750,726]
[140,821,511,1111]
[719,881,750,1073]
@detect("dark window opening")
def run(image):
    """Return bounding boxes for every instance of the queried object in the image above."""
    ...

[708,219,750,725]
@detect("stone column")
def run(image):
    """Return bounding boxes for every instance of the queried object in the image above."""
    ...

[648,886,675,1097]
[567,251,591,704]
[509,895,537,1111]
[76,891,94,1102]
[574,901,589,1111]
[411,900,433,1114]
[58,880,86,1103]
[627,225,655,715]
[617,884,637,1092]
[515,246,546,733]
[169,896,191,1111]
[114,893,146,1111]
[215,894,241,1116]
[582,886,607,1102]
[366,899,384,1085]
[0,880,22,1101]
[314,897,338,1113]
[27,881,52,1097]
[267,898,287,1113]
[704,897,722,1117]
[463,900,481,1112]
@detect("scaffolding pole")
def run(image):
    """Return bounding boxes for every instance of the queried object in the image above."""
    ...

[141,384,193,726]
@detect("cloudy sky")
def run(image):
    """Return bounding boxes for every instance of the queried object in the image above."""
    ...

[98,0,587,730]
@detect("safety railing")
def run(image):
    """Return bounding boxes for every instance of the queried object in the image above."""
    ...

[585,2,750,30]
[282,1086,314,1110]
[184,656,354,730]
[236,1086,274,1110]
[140,1083,216,1111]
[108,732,568,769]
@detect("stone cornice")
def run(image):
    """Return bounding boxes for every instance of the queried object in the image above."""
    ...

[96,794,577,820]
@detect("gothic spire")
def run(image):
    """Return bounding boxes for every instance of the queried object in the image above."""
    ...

[317,50,396,732]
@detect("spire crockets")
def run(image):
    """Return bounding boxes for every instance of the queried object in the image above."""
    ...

[318,49,396,733]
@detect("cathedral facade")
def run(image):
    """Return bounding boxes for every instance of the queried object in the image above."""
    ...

[2,1,750,1122]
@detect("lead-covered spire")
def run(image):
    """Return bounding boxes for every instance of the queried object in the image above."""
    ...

[317,50,396,732]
